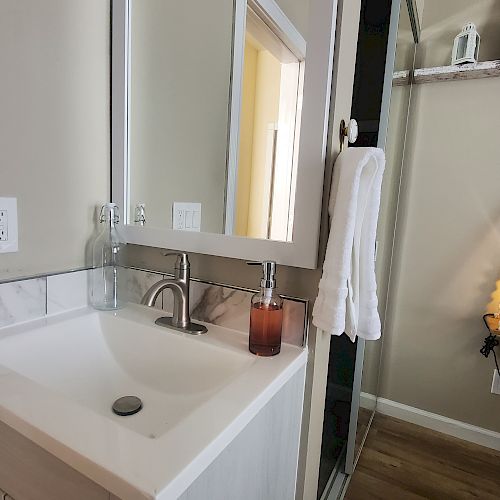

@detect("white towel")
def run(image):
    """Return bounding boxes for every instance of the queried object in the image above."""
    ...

[313,147,385,342]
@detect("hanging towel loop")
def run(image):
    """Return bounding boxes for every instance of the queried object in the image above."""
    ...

[313,147,385,342]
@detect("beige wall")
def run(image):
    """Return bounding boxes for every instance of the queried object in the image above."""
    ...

[0,0,110,281]
[417,0,500,67]
[380,76,500,432]
[378,0,500,434]
[394,0,414,72]
[276,0,310,38]
[129,0,233,233]
[415,0,425,25]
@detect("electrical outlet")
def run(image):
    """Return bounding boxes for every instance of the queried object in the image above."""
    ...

[491,370,500,395]
[174,207,184,230]
[0,198,18,253]
[0,209,8,241]
[172,202,201,232]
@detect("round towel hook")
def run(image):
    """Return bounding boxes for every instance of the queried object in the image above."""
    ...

[340,118,359,151]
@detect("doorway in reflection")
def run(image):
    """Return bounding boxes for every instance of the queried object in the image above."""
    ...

[234,7,304,241]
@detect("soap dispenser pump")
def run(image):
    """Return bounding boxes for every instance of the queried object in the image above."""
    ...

[247,261,283,356]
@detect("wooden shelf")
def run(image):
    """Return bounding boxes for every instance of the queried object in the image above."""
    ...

[393,70,410,86]
[393,60,500,86]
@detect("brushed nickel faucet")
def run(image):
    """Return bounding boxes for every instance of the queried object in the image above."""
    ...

[141,252,208,335]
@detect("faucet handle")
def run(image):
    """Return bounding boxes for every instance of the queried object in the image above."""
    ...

[161,251,190,270]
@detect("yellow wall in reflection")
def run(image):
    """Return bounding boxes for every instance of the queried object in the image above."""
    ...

[235,38,282,238]
[235,41,258,236]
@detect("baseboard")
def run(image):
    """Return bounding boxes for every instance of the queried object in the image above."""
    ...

[376,397,500,452]
[360,392,376,409]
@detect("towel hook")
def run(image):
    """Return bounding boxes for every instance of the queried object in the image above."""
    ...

[340,118,359,151]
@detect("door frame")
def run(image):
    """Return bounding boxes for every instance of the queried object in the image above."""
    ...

[298,0,362,498]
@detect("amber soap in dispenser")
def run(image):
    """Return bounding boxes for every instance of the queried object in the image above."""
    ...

[247,261,283,356]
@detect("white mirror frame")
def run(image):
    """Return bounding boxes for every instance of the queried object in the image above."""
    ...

[111,0,338,269]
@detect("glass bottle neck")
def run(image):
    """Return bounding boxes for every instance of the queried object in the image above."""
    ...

[99,204,119,229]
[99,219,116,231]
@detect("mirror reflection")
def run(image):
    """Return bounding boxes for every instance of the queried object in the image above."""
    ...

[355,0,417,465]
[128,1,306,242]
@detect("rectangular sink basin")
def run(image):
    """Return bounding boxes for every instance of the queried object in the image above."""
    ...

[0,307,253,439]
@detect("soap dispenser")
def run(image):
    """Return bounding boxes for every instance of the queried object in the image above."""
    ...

[247,261,283,356]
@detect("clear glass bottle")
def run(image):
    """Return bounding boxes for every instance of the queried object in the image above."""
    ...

[90,203,123,310]
[248,261,283,356]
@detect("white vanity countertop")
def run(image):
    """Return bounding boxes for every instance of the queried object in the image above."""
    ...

[0,305,307,499]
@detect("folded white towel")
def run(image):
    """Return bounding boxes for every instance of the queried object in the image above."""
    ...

[313,147,385,341]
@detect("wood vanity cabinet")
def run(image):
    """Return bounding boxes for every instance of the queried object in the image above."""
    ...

[0,420,109,500]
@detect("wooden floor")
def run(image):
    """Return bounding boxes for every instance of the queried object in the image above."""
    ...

[344,414,500,500]
[355,408,373,455]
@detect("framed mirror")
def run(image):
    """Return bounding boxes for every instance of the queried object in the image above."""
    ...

[111,0,339,269]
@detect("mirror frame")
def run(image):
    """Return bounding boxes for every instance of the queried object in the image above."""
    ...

[111,0,339,269]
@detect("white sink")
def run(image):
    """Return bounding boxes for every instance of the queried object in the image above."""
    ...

[0,304,306,499]
[0,308,253,439]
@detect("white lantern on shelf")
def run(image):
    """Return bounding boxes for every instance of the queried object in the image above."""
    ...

[452,22,480,65]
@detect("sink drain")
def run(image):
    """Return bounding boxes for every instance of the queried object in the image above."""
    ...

[112,396,143,416]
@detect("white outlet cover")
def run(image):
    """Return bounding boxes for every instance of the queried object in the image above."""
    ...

[172,202,201,232]
[492,370,500,395]
[0,197,18,253]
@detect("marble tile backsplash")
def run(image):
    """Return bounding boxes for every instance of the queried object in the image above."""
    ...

[0,270,90,328]
[124,268,308,347]
[47,270,89,315]
[0,278,46,328]
[0,267,308,347]
[120,268,164,309]
[187,283,252,332]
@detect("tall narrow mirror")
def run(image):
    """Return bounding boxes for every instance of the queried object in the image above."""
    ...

[355,0,418,466]
[352,0,419,470]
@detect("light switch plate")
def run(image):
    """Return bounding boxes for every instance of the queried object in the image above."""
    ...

[172,203,201,232]
[0,197,18,253]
